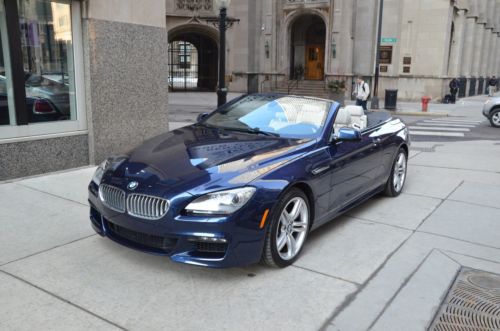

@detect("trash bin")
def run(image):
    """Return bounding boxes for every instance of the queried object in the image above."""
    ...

[384,89,398,110]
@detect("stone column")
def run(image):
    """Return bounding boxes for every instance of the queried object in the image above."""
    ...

[448,9,466,77]
[486,30,496,76]
[460,14,476,77]
[481,0,496,76]
[493,0,500,75]
[84,0,169,163]
[495,34,500,76]
[470,22,485,78]
[480,28,492,77]
[488,34,498,76]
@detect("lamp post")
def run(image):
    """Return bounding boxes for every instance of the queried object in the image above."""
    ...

[371,0,384,110]
[203,0,239,107]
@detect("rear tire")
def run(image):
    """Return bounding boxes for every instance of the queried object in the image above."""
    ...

[262,188,310,268]
[490,109,500,128]
[384,148,407,197]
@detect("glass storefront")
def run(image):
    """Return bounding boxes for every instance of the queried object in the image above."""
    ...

[19,0,76,123]
[0,1,14,126]
[0,0,82,136]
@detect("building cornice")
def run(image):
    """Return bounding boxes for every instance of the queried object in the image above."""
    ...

[454,0,469,11]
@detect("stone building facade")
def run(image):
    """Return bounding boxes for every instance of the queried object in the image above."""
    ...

[2,0,499,180]
[167,0,500,100]
[1,0,168,181]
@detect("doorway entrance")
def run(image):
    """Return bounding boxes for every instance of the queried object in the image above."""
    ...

[305,45,324,80]
[168,28,218,91]
[290,15,326,81]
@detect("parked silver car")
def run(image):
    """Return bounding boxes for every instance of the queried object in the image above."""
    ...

[483,97,500,127]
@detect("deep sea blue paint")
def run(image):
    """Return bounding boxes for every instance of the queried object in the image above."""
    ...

[88,94,409,268]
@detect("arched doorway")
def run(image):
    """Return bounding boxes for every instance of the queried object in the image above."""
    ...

[168,26,218,91]
[290,15,326,80]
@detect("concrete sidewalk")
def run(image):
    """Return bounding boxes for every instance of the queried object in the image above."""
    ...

[1,136,500,330]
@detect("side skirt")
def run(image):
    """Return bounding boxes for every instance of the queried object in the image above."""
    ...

[310,185,385,231]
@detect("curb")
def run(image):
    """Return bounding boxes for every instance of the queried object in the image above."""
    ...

[392,111,449,117]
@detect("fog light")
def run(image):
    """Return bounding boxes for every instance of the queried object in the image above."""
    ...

[189,236,227,244]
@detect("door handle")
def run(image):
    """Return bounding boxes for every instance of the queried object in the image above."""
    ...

[312,165,330,175]
[373,138,382,146]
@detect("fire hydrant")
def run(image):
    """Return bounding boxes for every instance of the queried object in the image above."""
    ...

[421,96,431,112]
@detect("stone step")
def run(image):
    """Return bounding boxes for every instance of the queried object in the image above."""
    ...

[284,84,327,88]
[272,90,331,98]
[274,86,328,91]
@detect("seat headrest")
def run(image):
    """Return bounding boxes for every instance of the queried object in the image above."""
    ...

[345,105,365,116]
[335,108,351,125]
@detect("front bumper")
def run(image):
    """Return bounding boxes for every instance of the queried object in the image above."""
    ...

[88,182,274,268]
[483,106,491,118]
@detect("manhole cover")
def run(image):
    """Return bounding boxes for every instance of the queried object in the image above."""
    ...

[429,268,500,331]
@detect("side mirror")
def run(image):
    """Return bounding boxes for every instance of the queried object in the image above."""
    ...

[333,127,361,142]
[197,113,209,122]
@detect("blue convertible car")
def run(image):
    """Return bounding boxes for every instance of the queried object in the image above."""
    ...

[88,94,409,268]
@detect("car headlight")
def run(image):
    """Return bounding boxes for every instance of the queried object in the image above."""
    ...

[91,156,127,186]
[91,159,110,186]
[185,187,256,215]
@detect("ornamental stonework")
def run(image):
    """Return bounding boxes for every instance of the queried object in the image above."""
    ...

[176,0,213,11]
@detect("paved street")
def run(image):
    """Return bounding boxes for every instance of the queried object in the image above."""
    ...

[1,94,499,330]
[395,95,500,142]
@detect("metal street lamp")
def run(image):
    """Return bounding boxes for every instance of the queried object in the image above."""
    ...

[203,0,239,107]
[371,0,384,110]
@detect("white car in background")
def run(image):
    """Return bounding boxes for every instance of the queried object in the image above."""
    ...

[483,97,500,128]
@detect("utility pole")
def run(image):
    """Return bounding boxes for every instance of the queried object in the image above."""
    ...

[371,0,384,109]
[203,0,239,107]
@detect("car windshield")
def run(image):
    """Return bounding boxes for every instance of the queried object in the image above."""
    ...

[203,95,331,139]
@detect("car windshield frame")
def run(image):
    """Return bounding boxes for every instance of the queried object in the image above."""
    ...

[201,94,332,139]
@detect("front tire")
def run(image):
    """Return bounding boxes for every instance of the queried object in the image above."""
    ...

[262,188,310,268]
[384,148,407,197]
[490,109,500,128]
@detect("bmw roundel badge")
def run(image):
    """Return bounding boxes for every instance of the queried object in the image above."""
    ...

[127,181,139,190]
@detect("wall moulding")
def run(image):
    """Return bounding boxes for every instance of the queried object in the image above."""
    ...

[176,0,213,12]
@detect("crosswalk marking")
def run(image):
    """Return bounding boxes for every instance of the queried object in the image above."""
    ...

[409,126,470,132]
[416,122,476,128]
[422,120,480,125]
[409,117,482,139]
[410,131,465,137]
[427,119,483,124]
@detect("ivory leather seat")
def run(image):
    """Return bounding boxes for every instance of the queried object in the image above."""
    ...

[345,105,367,130]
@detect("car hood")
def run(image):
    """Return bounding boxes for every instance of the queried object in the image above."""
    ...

[108,125,316,196]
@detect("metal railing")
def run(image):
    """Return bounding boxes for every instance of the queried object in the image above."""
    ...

[288,79,300,94]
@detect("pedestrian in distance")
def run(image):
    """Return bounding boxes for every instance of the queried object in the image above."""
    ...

[449,78,459,104]
[353,76,370,111]
[488,76,498,97]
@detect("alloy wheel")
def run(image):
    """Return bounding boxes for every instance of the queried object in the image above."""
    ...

[275,197,309,261]
[492,112,500,126]
[393,152,407,193]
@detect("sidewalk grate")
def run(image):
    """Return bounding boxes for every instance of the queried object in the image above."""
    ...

[429,268,500,331]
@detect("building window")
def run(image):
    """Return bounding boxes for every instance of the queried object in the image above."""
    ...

[178,42,191,69]
[0,1,14,126]
[18,0,76,123]
[0,0,86,140]
[379,46,393,65]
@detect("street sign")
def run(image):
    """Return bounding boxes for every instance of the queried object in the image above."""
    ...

[381,37,397,43]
